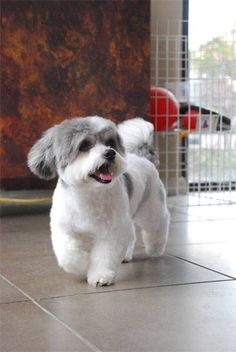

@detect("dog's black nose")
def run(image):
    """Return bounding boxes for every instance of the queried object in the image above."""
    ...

[104,149,116,161]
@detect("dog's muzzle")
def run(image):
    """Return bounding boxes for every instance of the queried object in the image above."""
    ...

[89,149,116,184]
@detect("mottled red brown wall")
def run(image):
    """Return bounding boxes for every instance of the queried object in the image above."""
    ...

[0,0,150,189]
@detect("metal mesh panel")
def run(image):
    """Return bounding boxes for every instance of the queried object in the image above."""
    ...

[151,20,236,206]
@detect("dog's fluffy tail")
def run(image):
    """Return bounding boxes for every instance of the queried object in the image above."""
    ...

[118,118,159,167]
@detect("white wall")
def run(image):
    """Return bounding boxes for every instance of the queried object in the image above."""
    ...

[151,0,183,35]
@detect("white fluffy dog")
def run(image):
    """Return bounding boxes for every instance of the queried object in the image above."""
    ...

[28,116,170,287]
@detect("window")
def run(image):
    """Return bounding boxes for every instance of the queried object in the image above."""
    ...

[187,0,236,190]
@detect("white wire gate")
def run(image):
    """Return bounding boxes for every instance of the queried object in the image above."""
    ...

[151,20,236,206]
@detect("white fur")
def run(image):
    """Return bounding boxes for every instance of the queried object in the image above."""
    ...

[34,116,170,287]
[118,117,154,152]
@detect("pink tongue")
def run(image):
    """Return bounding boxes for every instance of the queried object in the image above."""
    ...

[97,172,113,181]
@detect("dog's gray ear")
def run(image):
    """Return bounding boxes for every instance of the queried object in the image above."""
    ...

[27,126,57,179]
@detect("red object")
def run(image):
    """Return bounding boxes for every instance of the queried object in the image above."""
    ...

[150,86,179,131]
[181,108,198,130]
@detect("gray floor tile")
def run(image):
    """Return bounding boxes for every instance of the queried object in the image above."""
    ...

[0,277,28,303]
[0,190,53,199]
[0,214,51,259]
[169,195,214,207]
[0,255,81,299]
[177,204,236,220]
[168,194,236,207]
[0,301,95,352]
[168,243,236,278]
[41,281,236,352]
[168,219,236,245]
[169,209,202,222]
[0,253,228,299]
[0,228,51,260]
[0,214,50,234]
[0,212,230,299]
[1,203,236,352]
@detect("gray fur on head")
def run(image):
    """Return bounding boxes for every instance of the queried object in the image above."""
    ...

[27,116,125,180]
[27,126,57,179]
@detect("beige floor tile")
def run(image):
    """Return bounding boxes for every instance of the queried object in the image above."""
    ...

[0,277,28,303]
[41,281,236,352]
[0,253,227,299]
[167,242,236,278]
[177,204,236,220]
[168,219,236,245]
[0,301,95,351]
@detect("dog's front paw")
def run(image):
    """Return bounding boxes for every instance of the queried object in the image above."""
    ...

[87,269,116,287]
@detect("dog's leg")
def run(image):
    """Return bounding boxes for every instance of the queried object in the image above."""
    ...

[51,232,89,277]
[123,224,136,262]
[134,176,170,257]
[141,215,169,257]
[87,223,134,287]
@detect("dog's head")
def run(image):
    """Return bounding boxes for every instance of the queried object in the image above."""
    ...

[27,116,126,187]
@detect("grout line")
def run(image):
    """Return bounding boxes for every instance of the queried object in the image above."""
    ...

[0,299,30,305]
[170,219,207,224]
[167,253,236,280]
[84,279,235,295]
[1,277,235,302]
[167,241,234,246]
[0,273,102,352]
[83,279,235,295]
[2,254,54,260]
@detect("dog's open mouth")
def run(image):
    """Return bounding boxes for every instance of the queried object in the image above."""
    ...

[89,164,113,184]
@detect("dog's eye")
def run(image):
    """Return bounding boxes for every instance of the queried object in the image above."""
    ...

[105,138,116,149]
[79,139,92,152]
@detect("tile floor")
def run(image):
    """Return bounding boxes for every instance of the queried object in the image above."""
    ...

[1,198,236,352]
